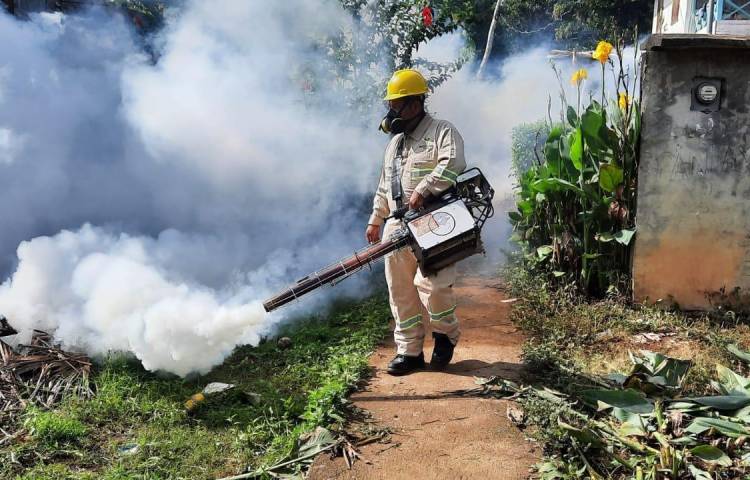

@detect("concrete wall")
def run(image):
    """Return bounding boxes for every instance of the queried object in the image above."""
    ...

[633,35,750,309]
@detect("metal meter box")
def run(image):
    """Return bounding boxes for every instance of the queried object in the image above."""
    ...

[691,77,723,113]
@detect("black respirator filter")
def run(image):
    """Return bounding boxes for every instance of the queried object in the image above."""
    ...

[379,98,416,134]
[379,113,407,134]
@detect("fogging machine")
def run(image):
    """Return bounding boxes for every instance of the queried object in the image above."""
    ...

[263,168,494,312]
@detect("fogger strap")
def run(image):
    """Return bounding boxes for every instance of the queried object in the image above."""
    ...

[391,136,405,209]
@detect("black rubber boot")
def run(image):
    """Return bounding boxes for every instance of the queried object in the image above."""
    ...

[430,332,455,370]
[387,352,425,376]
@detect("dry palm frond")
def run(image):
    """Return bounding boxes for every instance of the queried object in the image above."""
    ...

[1,330,93,433]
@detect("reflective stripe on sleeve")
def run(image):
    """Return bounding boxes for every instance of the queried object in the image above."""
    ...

[437,167,458,183]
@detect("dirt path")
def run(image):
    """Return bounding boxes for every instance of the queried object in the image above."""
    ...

[309,275,539,480]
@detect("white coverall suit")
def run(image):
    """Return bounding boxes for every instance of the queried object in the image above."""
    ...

[368,113,467,356]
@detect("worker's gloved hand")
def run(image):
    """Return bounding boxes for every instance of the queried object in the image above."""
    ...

[365,224,381,244]
[409,191,424,210]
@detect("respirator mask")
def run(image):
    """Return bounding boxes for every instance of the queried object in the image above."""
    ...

[379,98,419,134]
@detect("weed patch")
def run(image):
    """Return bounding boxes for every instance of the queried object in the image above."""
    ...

[506,264,750,478]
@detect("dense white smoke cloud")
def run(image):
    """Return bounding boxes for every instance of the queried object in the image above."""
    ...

[0,225,268,376]
[0,2,385,374]
[0,2,592,375]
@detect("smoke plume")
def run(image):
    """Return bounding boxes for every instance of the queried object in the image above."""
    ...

[0,2,596,375]
[0,2,385,374]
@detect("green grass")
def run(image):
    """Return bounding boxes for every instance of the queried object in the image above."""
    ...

[1,294,391,480]
[23,407,88,444]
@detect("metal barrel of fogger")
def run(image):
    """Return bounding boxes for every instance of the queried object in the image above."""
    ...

[262,234,409,312]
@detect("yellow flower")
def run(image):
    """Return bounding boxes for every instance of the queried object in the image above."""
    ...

[592,41,614,64]
[618,92,632,110]
[571,68,588,86]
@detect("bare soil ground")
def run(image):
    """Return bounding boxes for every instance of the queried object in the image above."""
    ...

[309,276,539,480]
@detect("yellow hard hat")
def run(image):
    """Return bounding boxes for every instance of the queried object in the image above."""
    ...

[384,69,429,101]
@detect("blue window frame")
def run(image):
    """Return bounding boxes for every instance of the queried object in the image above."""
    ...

[717,0,750,20]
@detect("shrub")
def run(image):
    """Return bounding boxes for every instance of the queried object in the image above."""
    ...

[509,38,641,296]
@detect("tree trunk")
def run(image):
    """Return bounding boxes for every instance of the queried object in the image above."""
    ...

[477,0,503,79]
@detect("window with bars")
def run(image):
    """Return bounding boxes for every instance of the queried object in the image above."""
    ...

[719,0,750,19]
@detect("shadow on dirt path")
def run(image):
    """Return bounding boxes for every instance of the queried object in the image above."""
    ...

[309,276,540,480]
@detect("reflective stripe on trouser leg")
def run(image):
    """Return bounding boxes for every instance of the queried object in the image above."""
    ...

[415,263,459,345]
[383,222,425,356]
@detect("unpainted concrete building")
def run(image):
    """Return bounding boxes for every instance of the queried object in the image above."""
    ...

[633,35,750,309]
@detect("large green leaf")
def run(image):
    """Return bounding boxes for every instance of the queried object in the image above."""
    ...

[580,389,653,414]
[531,178,584,195]
[612,408,650,437]
[599,164,623,192]
[728,344,750,364]
[690,445,732,466]
[668,401,711,413]
[532,386,568,404]
[687,464,712,480]
[566,106,578,128]
[670,436,699,446]
[715,364,750,395]
[547,124,564,142]
[580,107,606,150]
[609,99,625,134]
[731,404,750,421]
[619,351,691,396]
[595,229,636,246]
[536,245,553,260]
[685,395,750,410]
[557,418,604,448]
[517,200,533,217]
[685,417,750,438]
[569,128,583,171]
[614,229,636,246]
[543,126,564,172]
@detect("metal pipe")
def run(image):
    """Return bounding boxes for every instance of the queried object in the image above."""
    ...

[708,0,716,33]
[262,235,409,312]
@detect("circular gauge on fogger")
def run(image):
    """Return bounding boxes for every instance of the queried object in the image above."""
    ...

[428,212,456,236]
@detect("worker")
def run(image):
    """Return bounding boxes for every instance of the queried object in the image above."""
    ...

[365,69,466,376]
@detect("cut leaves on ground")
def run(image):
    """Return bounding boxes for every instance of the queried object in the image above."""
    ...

[506,264,750,479]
